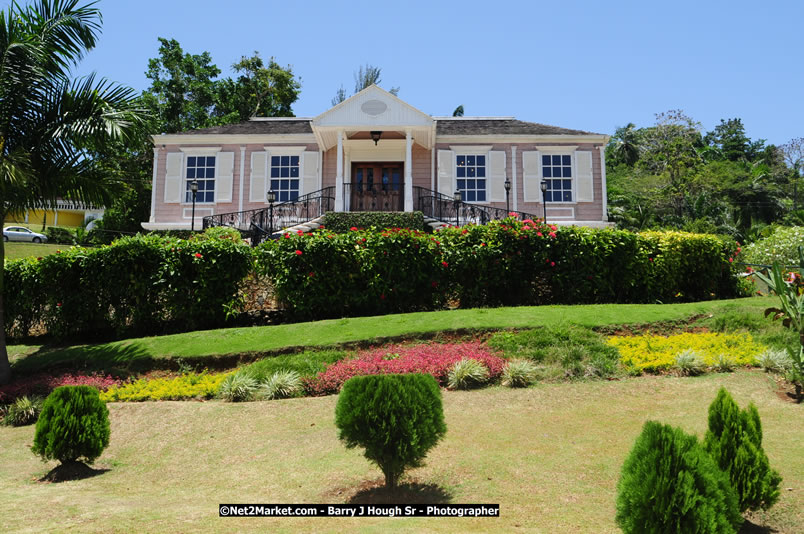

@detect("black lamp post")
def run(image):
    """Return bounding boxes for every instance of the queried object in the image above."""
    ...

[190,179,198,231]
[267,189,276,236]
[540,180,549,223]
[504,179,511,214]
[453,190,462,227]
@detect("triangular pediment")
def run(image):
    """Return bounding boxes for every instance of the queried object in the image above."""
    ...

[314,85,433,129]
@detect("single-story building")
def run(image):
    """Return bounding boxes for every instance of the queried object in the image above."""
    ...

[143,85,610,231]
[5,200,104,228]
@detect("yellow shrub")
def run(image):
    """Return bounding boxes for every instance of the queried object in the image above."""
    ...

[607,332,766,373]
[99,371,231,402]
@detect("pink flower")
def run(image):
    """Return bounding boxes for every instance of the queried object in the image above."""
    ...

[509,212,519,218]
[350,226,358,231]
[537,232,543,237]
[548,232,556,238]
[523,219,534,224]
[728,257,733,263]
[649,257,654,262]
[295,250,303,255]
[550,225,557,231]
[550,261,556,267]
[194,253,202,258]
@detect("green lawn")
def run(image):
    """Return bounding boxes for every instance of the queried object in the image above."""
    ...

[9,297,779,376]
[1,370,800,533]
[3,241,75,261]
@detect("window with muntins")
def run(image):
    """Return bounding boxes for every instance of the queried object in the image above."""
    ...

[269,155,300,202]
[542,154,572,202]
[456,154,486,202]
[186,156,215,203]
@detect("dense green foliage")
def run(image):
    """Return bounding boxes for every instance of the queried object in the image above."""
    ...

[4,229,252,340]
[703,388,781,512]
[616,421,742,534]
[321,211,427,233]
[32,386,110,464]
[607,113,798,241]
[741,226,804,266]
[335,373,446,488]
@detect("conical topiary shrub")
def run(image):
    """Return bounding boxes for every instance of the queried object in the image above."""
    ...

[616,420,742,534]
[32,386,110,466]
[335,373,446,489]
[703,387,782,512]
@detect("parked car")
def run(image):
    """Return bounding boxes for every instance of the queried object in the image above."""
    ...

[3,226,48,243]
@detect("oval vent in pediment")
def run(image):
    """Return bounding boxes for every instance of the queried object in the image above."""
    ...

[361,99,387,116]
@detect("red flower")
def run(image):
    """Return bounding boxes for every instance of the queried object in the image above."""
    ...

[728,257,733,263]
[548,232,556,238]
[283,233,290,239]
[295,250,303,255]
[649,257,654,262]
[308,271,315,277]
[480,242,487,247]
[746,266,753,273]
[509,212,519,218]
[523,219,534,224]
[441,261,449,267]
[350,226,358,231]
[461,229,468,234]
[297,229,304,235]
[431,281,438,288]
[56,302,62,307]
[550,225,557,231]
[194,253,202,258]
[56,250,61,254]
[361,238,366,243]
[550,261,556,267]
[537,232,543,237]
[37,257,42,261]
[380,293,386,300]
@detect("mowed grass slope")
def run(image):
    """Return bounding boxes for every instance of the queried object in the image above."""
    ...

[9,297,778,375]
[1,371,800,533]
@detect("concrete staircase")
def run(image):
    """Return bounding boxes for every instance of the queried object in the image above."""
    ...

[269,214,449,238]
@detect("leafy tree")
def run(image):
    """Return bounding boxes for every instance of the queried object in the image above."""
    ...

[214,53,300,122]
[607,123,643,167]
[0,0,146,385]
[452,105,464,117]
[704,118,752,162]
[331,63,399,105]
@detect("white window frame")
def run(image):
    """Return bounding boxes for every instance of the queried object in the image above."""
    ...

[536,147,577,205]
[179,147,221,205]
[450,145,492,204]
[265,146,306,204]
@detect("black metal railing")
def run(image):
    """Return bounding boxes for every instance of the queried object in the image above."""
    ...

[202,187,335,243]
[344,182,404,212]
[413,186,541,226]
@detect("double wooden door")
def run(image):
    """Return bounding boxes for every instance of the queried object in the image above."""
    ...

[350,163,403,212]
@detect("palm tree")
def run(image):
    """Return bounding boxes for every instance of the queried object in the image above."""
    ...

[0,0,147,385]
[610,123,642,166]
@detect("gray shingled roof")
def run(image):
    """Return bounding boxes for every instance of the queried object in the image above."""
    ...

[436,119,598,136]
[173,119,313,135]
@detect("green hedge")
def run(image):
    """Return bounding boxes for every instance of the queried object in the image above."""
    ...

[4,228,252,340]
[321,211,427,233]
[257,220,740,318]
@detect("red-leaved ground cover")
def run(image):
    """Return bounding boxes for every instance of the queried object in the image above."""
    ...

[0,373,122,403]
[303,342,506,396]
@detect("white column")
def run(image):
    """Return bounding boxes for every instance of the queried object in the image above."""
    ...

[238,146,246,213]
[404,129,413,212]
[149,148,159,222]
[511,146,518,212]
[600,146,607,221]
[335,130,344,212]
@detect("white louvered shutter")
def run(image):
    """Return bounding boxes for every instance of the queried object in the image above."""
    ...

[437,149,454,196]
[489,150,506,202]
[249,151,267,203]
[302,152,319,196]
[575,151,594,202]
[522,151,541,202]
[216,152,234,203]
[163,153,183,203]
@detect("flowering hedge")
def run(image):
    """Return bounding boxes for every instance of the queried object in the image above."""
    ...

[607,332,766,373]
[0,372,122,403]
[256,227,447,319]
[303,343,506,395]
[4,228,253,340]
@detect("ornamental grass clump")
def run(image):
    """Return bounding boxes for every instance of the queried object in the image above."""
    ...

[673,349,706,376]
[501,359,539,388]
[616,420,742,534]
[259,370,302,400]
[335,374,446,489]
[32,386,110,466]
[218,372,259,402]
[713,353,737,373]
[2,395,44,426]
[447,358,490,389]
[703,388,782,513]
[757,348,793,373]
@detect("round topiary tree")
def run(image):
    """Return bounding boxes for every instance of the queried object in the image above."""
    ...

[616,420,742,534]
[703,387,782,512]
[335,373,446,489]
[32,386,110,466]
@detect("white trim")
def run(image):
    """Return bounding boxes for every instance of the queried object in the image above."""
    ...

[264,145,306,154]
[150,148,158,222]
[179,147,223,155]
[318,149,324,191]
[449,145,493,154]
[600,146,608,222]
[238,146,245,212]
[540,150,577,206]
[404,130,413,212]
[511,146,518,211]
[534,145,578,153]
[335,130,344,212]
[545,206,575,219]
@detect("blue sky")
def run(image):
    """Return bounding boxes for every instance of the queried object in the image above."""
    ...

[31,0,804,145]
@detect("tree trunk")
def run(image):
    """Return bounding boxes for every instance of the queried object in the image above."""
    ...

[0,232,10,385]
[383,466,397,489]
